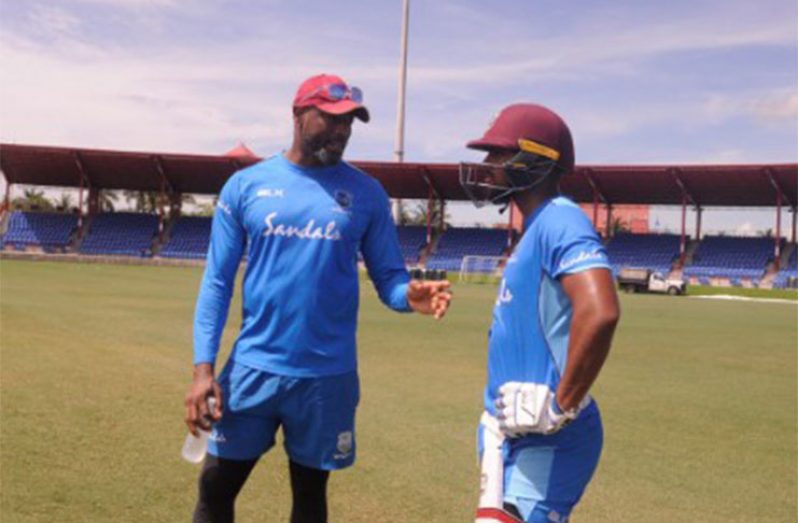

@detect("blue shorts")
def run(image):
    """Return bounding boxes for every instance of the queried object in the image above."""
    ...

[477,401,603,523]
[208,360,360,470]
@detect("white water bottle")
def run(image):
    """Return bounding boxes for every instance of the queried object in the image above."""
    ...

[182,396,217,464]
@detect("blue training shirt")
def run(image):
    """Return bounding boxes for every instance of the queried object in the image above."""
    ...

[484,196,611,415]
[193,154,411,377]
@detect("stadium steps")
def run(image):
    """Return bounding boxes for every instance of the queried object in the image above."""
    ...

[683,239,700,265]
[0,210,10,235]
[70,215,94,252]
[778,243,796,268]
[151,216,177,256]
[760,243,798,288]
[422,233,444,267]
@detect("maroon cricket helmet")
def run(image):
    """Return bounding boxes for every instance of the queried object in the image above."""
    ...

[467,103,574,174]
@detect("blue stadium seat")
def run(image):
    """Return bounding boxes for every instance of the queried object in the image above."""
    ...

[160,216,212,260]
[606,233,680,275]
[426,227,509,272]
[772,248,798,288]
[1,211,78,249]
[395,225,428,265]
[683,236,779,280]
[79,212,158,257]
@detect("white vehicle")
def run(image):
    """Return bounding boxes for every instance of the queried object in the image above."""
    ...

[617,267,686,295]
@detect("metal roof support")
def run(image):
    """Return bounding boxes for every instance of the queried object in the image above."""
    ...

[775,185,782,270]
[506,206,513,248]
[669,168,697,206]
[605,204,613,239]
[426,185,433,245]
[668,168,695,266]
[77,175,84,234]
[592,189,600,231]
[153,156,177,241]
[792,207,797,245]
[766,168,785,269]
[419,167,442,201]
[765,167,795,207]
[158,175,166,239]
[1,182,10,219]
[0,151,11,218]
[695,205,703,242]
[584,169,607,232]
[73,152,92,227]
[679,193,687,265]
[420,166,446,246]
[153,156,175,194]
[153,157,168,240]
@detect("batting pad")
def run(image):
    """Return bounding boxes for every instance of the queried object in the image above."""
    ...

[476,412,521,522]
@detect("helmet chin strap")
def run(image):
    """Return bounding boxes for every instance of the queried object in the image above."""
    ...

[491,164,555,210]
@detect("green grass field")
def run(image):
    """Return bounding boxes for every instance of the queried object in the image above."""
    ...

[1,260,796,522]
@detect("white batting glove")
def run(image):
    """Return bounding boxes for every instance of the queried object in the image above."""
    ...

[495,382,581,437]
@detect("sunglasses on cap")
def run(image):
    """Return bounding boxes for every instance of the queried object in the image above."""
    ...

[297,83,364,105]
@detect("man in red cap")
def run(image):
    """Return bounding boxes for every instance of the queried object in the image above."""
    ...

[461,104,620,523]
[184,73,452,522]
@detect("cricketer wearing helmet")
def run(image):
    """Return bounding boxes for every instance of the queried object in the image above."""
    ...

[461,104,621,523]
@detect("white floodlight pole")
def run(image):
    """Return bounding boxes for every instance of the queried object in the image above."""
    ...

[394,0,409,163]
[392,0,410,222]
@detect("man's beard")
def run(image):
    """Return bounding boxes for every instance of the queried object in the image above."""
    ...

[302,135,346,166]
[313,147,341,166]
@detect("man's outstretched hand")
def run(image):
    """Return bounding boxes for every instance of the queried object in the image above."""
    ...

[407,280,453,319]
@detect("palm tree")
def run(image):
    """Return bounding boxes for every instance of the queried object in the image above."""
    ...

[52,192,74,212]
[610,217,630,236]
[123,190,159,213]
[408,200,450,228]
[12,187,54,211]
[98,190,119,212]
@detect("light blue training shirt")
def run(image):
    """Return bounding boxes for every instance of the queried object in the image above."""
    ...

[484,196,611,415]
[193,154,411,377]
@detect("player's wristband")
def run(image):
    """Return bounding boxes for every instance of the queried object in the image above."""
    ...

[552,398,580,420]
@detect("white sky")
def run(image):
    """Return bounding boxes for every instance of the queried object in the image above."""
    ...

[1,0,796,234]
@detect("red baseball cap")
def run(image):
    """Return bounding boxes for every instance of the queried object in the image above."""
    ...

[292,73,370,123]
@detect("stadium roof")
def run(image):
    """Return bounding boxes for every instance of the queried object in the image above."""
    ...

[1,143,796,207]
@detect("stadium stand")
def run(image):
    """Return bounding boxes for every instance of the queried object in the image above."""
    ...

[1,211,78,251]
[773,249,798,288]
[396,225,427,264]
[426,227,508,271]
[683,236,780,280]
[79,212,158,257]
[605,233,680,275]
[160,216,211,259]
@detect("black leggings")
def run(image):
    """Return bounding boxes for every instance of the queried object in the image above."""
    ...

[193,457,330,523]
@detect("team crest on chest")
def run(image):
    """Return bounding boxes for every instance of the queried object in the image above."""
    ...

[334,190,353,210]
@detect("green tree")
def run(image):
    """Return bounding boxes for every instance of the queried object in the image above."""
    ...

[51,192,74,212]
[394,200,412,226]
[182,195,216,217]
[191,202,216,217]
[610,217,630,236]
[124,190,159,213]
[98,190,119,212]
[12,188,54,211]
[407,200,450,228]
[124,191,197,214]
